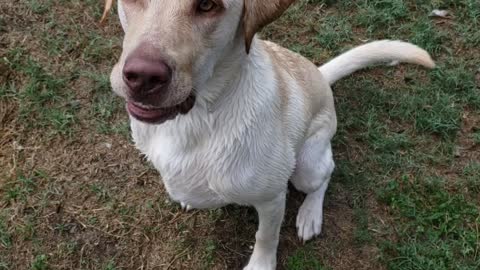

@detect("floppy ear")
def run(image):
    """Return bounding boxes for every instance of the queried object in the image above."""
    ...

[100,0,114,23]
[243,0,296,54]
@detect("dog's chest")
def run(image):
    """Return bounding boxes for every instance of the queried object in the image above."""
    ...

[160,142,232,208]
[140,132,228,209]
[130,109,295,207]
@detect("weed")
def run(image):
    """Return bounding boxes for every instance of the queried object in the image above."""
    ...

[474,131,480,144]
[25,0,52,14]
[89,184,110,202]
[0,261,9,270]
[4,172,45,202]
[287,245,327,270]
[17,217,37,242]
[0,216,12,249]
[462,162,480,193]
[202,240,217,269]
[103,260,117,270]
[353,208,372,245]
[31,255,48,270]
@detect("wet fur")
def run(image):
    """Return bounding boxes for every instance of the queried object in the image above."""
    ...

[106,1,435,269]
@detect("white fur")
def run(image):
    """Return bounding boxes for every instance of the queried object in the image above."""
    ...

[113,2,435,269]
[131,44,294,209]
[320,40,435,85]
[117,0,127,32]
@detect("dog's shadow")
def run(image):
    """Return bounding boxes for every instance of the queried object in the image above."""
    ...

[205,184,307,269]
[203,180,357,270]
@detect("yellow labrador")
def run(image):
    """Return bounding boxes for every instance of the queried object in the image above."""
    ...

[103,0,434,269]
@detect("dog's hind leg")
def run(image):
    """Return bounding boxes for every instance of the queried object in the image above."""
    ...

[291,126,335,242]
[244,193,286,270]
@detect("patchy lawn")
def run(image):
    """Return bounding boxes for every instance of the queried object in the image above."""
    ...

[0,0,479,269]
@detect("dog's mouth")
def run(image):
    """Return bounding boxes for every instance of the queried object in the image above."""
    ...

[127,94,196,124]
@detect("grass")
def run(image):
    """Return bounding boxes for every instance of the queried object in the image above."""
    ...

[31,255,48,270]
[103,260,117,270]
[202,239,218,269]
[1,48,76,136]
[0,261,9,270]
[0,216,12,249]
[287,245,327,270]
[3,171,47,203]
[86,72,128,136]
[0,0,478,269]
[378,176,480,269]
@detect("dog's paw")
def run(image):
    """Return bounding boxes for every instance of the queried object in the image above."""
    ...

[180,202,193,212]
[243,256,276,270]
[296,195,324,242]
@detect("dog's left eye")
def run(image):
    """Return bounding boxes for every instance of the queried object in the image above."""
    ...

[197,0,217,13]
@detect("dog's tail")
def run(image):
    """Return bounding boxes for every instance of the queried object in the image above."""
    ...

[319,40,435,85]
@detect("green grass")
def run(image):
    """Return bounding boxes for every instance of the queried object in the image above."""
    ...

[31,255,48,270]
[322,1,480,268]
[315,16,353,52]
[287,245,328,270]
[3,171,47,203]
[474,131,480,144]
[378,176,480,269]
[0,261,9,270]
[201,239,217,269]
[1,49,76,136]
[462,162,480,193]
[86,72,128,135]
[103,260,118,270]
[355,0,409,33]
[89,183,111,202]
[0,216,12,249]
[25,0,52,14]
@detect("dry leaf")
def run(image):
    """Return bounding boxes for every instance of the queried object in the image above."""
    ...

[430,9,451,18]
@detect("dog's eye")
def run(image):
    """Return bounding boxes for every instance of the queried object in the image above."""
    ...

[197,0,217,13]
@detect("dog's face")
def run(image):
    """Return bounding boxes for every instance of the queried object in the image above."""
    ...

[108,0,296,124]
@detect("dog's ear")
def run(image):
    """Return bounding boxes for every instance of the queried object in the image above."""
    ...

[100,0,114,23]
[243,0,296,54]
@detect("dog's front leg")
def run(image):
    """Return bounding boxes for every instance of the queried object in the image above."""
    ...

[244,193,286,270]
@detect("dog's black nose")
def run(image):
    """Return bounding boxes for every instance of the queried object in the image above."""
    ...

[123,54,172,95]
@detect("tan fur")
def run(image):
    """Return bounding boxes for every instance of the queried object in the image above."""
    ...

[244,0,297,53]
[263,41,334,119]
[102,0,297,54]
[110,1,210,109]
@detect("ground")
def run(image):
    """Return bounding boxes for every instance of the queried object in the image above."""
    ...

[0,0,479,269]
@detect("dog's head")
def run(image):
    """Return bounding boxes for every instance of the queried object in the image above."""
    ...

[107,0,296,124]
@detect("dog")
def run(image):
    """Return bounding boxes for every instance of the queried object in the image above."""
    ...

[103,0,435,269]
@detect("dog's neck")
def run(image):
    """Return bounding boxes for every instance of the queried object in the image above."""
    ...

[196,33,264,113]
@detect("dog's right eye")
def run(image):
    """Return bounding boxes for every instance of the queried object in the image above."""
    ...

[197,0,217,13]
